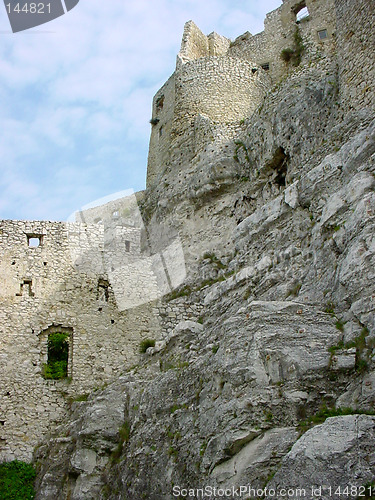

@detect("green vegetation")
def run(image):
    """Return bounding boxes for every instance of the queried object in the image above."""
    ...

[324,301,335,315]
[72,393,89,402]
[166,285,193,301]
[199,440,208,456]
[168,446,178,458]
[0,460,36,500]
[111,421,131,462]
[335,319,345,332]
[212,344,219,354]
[160,357,189,372]
[280,28,305,67]
[43,332,69,379]
[166,268,236,302]
[328,327,372,372]
[234,140,250,163]
[287,282,302,297]
[203,252,227,270]
[170,404,180,414]
[264,411,274,422]
[328,339,345,354]
[139,338,156,353]
[280,48,294,63]
[357,481,375,500]
[298,406,375,434]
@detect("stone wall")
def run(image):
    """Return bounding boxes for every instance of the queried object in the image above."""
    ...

[228,0,336,82]
[0,218,162,462]
[0,189,191,461]
[146,0,338,189]
[174,56,271,126]
[158,298,204,336]
[335,0,375,112]
[178,21,209,63]
[178,21,230,64]
[146,54,271,187]
[147,74,175,187]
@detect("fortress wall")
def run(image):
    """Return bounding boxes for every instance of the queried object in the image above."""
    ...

[228,9,286,82]
[146,55,270,188]
[335,0,375,112]
[147,74,175,187]
[178,22,230,63]
[158,299,204,336]
[0,219,161,461]
[174,56,271,125]
[75,192,142,226]
[179,20,209,63]
[228,0,336,82]
[207,32,231,57]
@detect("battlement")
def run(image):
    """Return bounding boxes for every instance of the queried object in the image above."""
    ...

[177,21,230,64]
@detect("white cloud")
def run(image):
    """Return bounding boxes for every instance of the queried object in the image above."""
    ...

[0,0,282,221]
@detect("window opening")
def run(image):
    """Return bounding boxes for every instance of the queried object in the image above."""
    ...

[125,240,131,252]
[318,29,328,40]
[296,5,309,22]
[98,278,110,302]
[261,63,270,71]
[156,95,164,110]
[27,234,43,247]
[113,210,119,218]
[16,279,34,297]
[43,332,69,379]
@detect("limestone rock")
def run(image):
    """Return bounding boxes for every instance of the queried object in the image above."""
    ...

[266,416,375,499]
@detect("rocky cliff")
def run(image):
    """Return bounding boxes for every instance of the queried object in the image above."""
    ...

[33,1,375,499]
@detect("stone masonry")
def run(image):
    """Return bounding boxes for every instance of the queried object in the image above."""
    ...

[0,192,188,461]
[1,0,375,476]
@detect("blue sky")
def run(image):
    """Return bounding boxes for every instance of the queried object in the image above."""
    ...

[0,0,282,221]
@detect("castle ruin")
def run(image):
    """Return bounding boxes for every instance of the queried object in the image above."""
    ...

[0,0,374,465]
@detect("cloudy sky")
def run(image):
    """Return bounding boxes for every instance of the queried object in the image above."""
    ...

[0,0,282,221]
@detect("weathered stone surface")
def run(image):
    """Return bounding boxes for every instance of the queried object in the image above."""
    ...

[266,415,375,499]
[1,0,375,498]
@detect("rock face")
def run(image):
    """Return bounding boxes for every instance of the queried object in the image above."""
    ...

[30,0,375,498]
[266,415,375,499]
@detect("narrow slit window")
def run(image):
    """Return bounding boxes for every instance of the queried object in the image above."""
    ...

[98,279,110,302]
[125,240,131,252]
[156,95,164,110]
